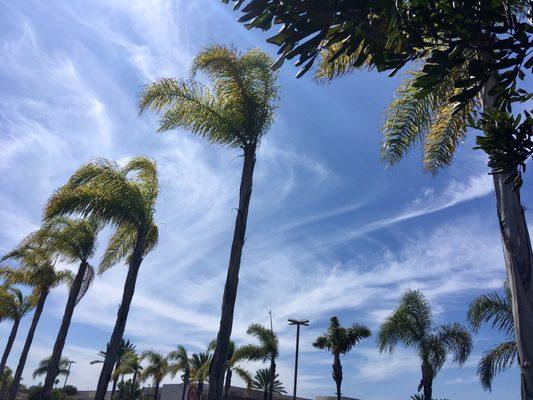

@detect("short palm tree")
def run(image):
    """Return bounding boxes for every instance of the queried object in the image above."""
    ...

[32,356,71,382]
[139,351,176,400]
[313,316,371,400]
[0,288,34,396]
[0,242,72,400]
[113,350,143,400]
[378,290,472,400]
[139,44,279,400]
[38,217,101,399]
[45,157,159,400]
[251,368,286,400]
[468,281,517,391]
[189,352,212,399]
[168,345,191,400]
[234,324,279,400]
[208,340,252,400]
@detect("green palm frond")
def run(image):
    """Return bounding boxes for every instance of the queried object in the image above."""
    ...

[139,350,170,384]
[99,225,137,274]
[478,340,517,391]
[314,316,371,355]
[239,323,279,361]
[467,284,514,337]
[251,368,286,394]
[435,323,473,366]
[0,287,34,321]
[32,356,71,379]
[233,366,253,389]
[314,42,371,82]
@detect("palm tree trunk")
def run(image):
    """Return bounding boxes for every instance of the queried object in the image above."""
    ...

[198,382,204,399]
[180,370,189,400]
[332,354,342,400]
[131,371,138,400]
[94,237,145,400]
[207,145,257,400]
[421,363,432,400]
[41,261,88,399]
[6,289,49,400]
[268,359,275,400]
[0,318,20,397]
[111,375,119,400]
[153,381,160,400]
[481,73,533,400]
[223,368,232,400]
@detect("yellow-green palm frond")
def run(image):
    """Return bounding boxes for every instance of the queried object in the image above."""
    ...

[314,42,372,82]
[233,366,253,389]
[122,157,159,209]
[99,225,136,274]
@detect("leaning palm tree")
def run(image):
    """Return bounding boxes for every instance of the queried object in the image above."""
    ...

[467,281,517,391]
[234,324,279,400]
[0,287,34,393]
[139,44,279,400]
[0,242,72,400]
[189,352,212,399]
[313,316,371,400]
[378,290,472,400]
[38,217,101,399]
[168,345,190,400]
[44,157,159,400]
[32,356,71,381]
[207,340,252,400]
[251,368,286,400]
[139,351,175,400]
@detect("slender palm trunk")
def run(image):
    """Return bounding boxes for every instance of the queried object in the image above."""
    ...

[94,237,145,400]
[268,359,275,400]
[41,261,88,399]
[332,354,342,400]
[6,289,49,400]
[207,145,257,400]
[180,370,189,400]
[482,74,533,400]
[0,319,20,396]
[111,373,119,399]
[421,363,432,400]
[153,381,160,400]
[198,382,204,399]
[223,368,232,400]
[131,371,138,400]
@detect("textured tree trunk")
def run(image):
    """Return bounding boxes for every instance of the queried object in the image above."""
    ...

[207,145,257,400]
[111,373,119,399]
[198,382,204,399]
[332,354,342,400]
[421,363,432,400]
[153,381,160,400]
[0,318,20,398]
[7,289,49,400]
[131,371,138,400]
[41,261,88,399]
[268,359,276,400]
[481,75,533,400]
[223,368,232,400]
[94,237,145,400]
[180,370,189,400]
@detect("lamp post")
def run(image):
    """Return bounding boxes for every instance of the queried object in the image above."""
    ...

[63,360,76,388]
[288,319,309,400]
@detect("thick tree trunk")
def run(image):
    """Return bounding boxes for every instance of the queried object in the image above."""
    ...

[94,237,145,400]
[207,146,257,400]
[0,319,20,397]
[421,363,432,400]
[41,261,88,399]
[223,368,232,400]
[268,359,276,400]
[332,354,342,400]
[7,289,49,400]
[180,370,189,400]
[481,75,533,400]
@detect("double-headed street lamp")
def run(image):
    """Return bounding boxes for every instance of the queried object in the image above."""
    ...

[288,319,309,400]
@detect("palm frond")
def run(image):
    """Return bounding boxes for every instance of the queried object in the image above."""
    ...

[467,285,514,337]
[233,366,253,389]
[435,323,473,366]
[478,340,517,391]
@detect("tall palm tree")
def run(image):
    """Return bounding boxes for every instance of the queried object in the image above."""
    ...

[91,339,137,399]
[32,356,71,382]
[38,217,101,399]
[0,242,72,400]
[44,157,159,400]
[468,281,517,391]
[168,345,190,400]
[313,316,371,400]
[0,287,34,394]
[234,324,279,400]
[139,351,175,400]
[207,340,252,400]
[139,45,279,400]
[251,369,286,400]
[378,290,472,400]
[189,352,212,399]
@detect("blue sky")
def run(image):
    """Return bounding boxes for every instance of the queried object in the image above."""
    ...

[0,1,530,399]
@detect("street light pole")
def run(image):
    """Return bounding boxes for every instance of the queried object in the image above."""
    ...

[288,319,309,400]
[63,360,76,388]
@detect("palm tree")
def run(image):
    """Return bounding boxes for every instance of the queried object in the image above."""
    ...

[44,157,159,400]
[0,242,72,400]
[234,324,279,400]
[207,340,252,400]
[189,352,212,399]
[467,281,517,391]
[139,351,176,400]
[32,356,71,382]
[0,287,34,394]
[91,339,137,399]
[378,290,472,400]
[112,351,142,400]
[251,369,286,400]
[1,367,12,396]
[168,345,190,400]
[139,45,279,400]
[38,217,101,399]
[313,316,371,400]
